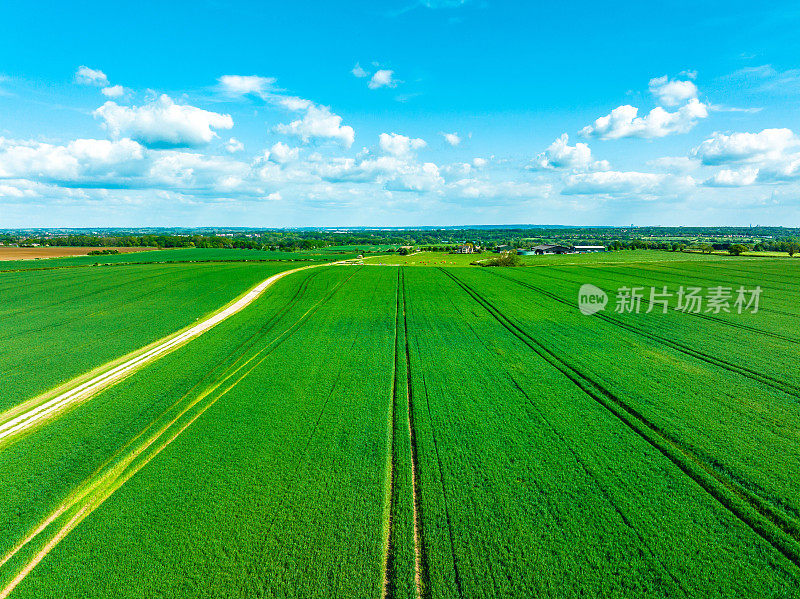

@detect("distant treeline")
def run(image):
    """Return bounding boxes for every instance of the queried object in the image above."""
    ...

[3,227,799,254]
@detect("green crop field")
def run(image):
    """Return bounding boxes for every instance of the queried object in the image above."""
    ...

[1,252,799,598]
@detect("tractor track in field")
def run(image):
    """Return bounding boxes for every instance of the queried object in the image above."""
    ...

[0,267,359,598]
[406,269,464,599]
[383,267,430,599]
[401,268,429,599]
[382,271,401,599]
[440,268,800,572]
[0,263,342,447]
[542,266,800,339]
[507,374,689,597]
[487,269,800,399]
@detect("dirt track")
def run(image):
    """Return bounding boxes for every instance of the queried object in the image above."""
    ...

[0,263,320,445]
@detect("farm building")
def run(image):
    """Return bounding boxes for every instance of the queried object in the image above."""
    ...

[455,243,477,254]
[525,244,571,255]
[573,245,606,252]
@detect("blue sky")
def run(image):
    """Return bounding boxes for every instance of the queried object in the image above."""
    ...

[2,0,800,227]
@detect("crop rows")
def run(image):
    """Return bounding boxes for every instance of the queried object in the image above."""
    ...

[1,258,798,597]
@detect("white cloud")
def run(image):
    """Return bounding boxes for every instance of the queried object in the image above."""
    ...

[691,128,798,165]
[309,154,442,192]
[647,156,700,173]
[692,128,800,183]
[369,69,397,89]
[0,138,146,183]
[704,168,759,187]
[379,132,426,157]
[277,96,313,112]
[267,191,282,201]
[562,170,694,196]
[94,95,234,148]
[101,85,125,98]
[0,183,35,198]
[447,178,550,200]
[442,132,461,146]
[352,63,368,78]
[225,138,245,153]
[218,75,275,98]
[727,64,800,92]
[649,75,698,107]
[580,99,708,139]
[268,141,300,163]
[531,133,608,171]
[472,157,487,168]
[75,66,109,87]
[275,104,355,147]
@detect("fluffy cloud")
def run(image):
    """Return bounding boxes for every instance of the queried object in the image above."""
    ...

[101,85,125,98]
[276,104,355,147]
[704,168,759,187]
[225,138,245,153]
[0,138,146,183]
[580,99,708,139]
[691,128,798,165]
[75,66,109,87]
[94,95,234,148]
[218,75,275,98]
[649,76,698,107]
[379,133,426,157]
[351,63,368,78]
[562,170,694,196]
[691,128,800,184]
[267,141,300,163]
[309,154,442,192]
[442,132,461,146]
[369,70,397,89]
[531,134,608,171]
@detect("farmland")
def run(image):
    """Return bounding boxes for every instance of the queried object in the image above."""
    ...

[0,251,799,597]
[0,247,151,261]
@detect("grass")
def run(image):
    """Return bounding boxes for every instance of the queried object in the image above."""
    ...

[0,253,798,597]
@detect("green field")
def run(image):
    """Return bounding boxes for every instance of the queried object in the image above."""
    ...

[1,253,799,597]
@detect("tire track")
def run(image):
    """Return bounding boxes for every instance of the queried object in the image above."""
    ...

[487,269,800,398]
[381,270,401,599]
[540,266,800,342]
[406,269,463,599]
[507,375,689,597]
[440,268,800,571]
[401,268,427,599]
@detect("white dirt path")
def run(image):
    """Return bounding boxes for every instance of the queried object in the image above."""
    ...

[0,262,332,445]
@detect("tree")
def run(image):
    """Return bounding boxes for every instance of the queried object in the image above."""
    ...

[398,247,410,256]
[482,251,522,267]
[788,242,799,257]
[700,243,714,254]
[728,244,748,256]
